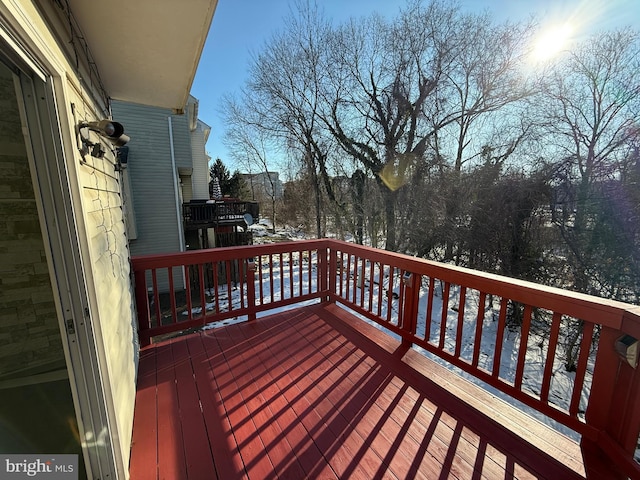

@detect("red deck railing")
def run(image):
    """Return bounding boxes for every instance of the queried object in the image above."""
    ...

[131,239,640,479]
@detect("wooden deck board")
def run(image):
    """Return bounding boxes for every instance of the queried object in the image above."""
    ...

[187,334,247,480]
[130,302,592,479]
[202,330,276,478]
[129,346,157,480]
[215,320,309,479]
[170,338,217,479]
[241,312,375,479]
[229,318,341,479]
[293,310,489,480]
[155,342,187,479]
[287,311,468,480]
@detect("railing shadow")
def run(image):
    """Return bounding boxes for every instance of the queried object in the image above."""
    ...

[133,304,592,479]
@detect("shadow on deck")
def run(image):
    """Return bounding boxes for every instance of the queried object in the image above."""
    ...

[129,302,605,479]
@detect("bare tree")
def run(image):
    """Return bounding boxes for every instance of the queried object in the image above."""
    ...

[533,29,640,371]
[223,98,280,230]
[317,3,454,251]
[317,1,535,252]
[437,14,536,172]
[243,0,337,238]
[542,28,640,294]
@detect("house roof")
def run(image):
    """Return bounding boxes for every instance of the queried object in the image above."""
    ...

[68,0,217,112]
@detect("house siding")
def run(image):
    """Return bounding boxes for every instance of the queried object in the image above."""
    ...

[76,122,137,475]
[171,106,193,171]
[111,100,183,258]
[181,174,193,203]
[191,120,210,199]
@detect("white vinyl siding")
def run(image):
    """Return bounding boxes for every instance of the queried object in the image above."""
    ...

[181,174,193,203]
[75,124,138,475]
[191,121,209,200]
[111,100,183,257]
[191,120,210,199]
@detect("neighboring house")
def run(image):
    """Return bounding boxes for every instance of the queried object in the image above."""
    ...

[0,1,216,479]
[113,96,257,257]
[113,92,257,254]
[242,171,285,200]
[111,96,212,259]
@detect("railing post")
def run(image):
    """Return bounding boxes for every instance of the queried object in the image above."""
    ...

[583,324,640,479]
[133,268,152,347]
[318,246,329,300]
[327,247,337,302]
[401,271,420,347]
[329,247,338,299]
[246,257,257,321]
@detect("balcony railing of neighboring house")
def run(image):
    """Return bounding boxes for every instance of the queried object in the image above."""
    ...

[182,200,260,229]
[131,239,640,479]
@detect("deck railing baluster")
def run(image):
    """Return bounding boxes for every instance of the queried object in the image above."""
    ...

[289,251,294,300]
[298,251,303,297]
[152,269,160,327]
[269,254,274,304]
[492,298,508,379]
[454,286,467,358]
[184,265,193,322]
[570,322,595,416]
[247,257,256,321]
[439,282,450,350]
[258,254,264,304]
[167,267,177,323]
[133,268,150,345]
[514,304,533,389]
[471,292,486,367]
[425,277,434,344]
[198,264,206,319]
[386,267,394,325]
[226,260,233,313]
[359,257,365,307]
[540,312,562,404]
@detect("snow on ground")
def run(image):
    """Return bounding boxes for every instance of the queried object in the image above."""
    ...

[247,221,308,242]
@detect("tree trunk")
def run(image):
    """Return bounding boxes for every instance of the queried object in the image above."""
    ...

[572,176,591,293]
[312,170,322,238]
[351,169,365,245]
[382,187,397,251]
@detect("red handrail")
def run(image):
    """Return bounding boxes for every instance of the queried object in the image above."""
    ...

[131,241,329,345]
[131,238,640,478]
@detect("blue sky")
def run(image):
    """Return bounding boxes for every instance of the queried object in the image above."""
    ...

[190,0,639,172]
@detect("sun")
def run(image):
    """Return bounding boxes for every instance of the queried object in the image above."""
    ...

[532,23,574,61]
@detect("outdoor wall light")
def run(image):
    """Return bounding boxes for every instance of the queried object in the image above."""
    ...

[615,334,639,368]
[78,119,130,146]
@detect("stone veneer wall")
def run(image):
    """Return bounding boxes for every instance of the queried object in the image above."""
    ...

[0,68,65,381]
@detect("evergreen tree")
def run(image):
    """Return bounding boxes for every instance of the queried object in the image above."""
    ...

[209,158,248,199]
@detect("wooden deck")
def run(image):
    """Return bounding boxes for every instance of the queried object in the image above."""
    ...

[129,302,601,480]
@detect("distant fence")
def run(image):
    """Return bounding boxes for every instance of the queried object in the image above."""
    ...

[182,200,259,226]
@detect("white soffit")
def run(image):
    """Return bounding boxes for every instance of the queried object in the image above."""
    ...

[68,0,217,111]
